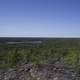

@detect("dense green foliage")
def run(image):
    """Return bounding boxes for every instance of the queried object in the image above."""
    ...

[0,39,80,73]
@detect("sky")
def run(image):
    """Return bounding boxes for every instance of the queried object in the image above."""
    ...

[0,0,80,37]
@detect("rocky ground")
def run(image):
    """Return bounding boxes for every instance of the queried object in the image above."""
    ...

[0,61,80,80]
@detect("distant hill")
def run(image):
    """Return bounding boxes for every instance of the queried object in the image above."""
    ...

[0,37,80,43]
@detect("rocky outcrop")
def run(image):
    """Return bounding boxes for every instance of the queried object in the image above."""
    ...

[0,61,80,80]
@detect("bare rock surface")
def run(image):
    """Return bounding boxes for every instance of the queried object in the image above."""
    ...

[0,61,80,80]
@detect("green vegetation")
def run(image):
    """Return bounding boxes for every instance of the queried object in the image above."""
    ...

[0,39,80,73]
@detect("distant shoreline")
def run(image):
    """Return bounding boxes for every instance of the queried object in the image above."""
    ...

[7,41,42,44]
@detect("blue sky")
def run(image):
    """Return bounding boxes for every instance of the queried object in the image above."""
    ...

[0,0,80,37]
